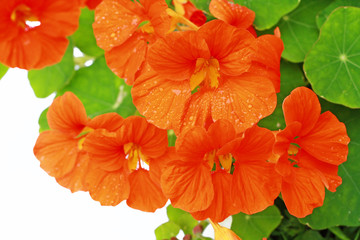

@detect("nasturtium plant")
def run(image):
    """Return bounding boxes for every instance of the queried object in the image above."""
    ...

[304,7,360,108]
[2,0,360,239]
[316,0,360,28]
[235,0,300,30]
[231,205,282,240]
[278,0,332,62]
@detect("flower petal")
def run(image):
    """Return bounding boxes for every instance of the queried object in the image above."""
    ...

[33,130,79,178]
[83,129,127,172]
[127,169,167,212]
[281,168,325,218]
[47,92,89,136]
[211,74,277,133]
[86,168,130,206]
[93,0,143,51]
[283,87,321,136]
[248,34,283,92]
[198,20,255,76]
[148,31,210,80]
[132,70,191,131]
[56,151,90,192]
[209,0,255,29]
[191,170,235,222]
[104,32,147,85]
[161,161,214,212]
[299,111,350,165]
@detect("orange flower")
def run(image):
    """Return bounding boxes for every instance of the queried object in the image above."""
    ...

[0,0,80,69]
[161,120,281,222]
[173,0,206,26]
[33,92,124,192]
[92,0,171,85]
[132,20,279,134]
[209,0,256,35]
[273,87,350,217]
[83,116,168,212]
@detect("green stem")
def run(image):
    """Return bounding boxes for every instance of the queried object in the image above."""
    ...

[329,227,350,240]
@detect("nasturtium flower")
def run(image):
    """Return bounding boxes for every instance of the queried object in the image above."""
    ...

[273,87,350,218]
[33,92,124,192]
[161,120,281,222]
[0,0,80,69]
[209,0,256,36]
[173,0,206,26]
[93,0,171,85]
[83,116,168,212]
[133,20,281,134]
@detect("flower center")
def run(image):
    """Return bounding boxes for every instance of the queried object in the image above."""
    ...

[77,126,94,150]
[11,4,40,30]
[190,58,220,91]
[124,142,148,171]
[287,143,300,168]
[204,149,233,173]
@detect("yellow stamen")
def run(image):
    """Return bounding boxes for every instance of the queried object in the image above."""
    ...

[11,4,39,29]
[190,58,220,91]
[138,21,154,34]
[77,126,94,150]
[204,150,216,169]
[124,143,148,171]
[166,8,199,31]
[288,144,299,156]
[218,154,232,173]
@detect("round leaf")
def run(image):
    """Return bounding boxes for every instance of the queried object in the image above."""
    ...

[59,56,136,118]
[231,205,282,240]
[155,221,181,240]
[278,0,333,62]
[316,0,360,28]
[235,0,300,30]
[167,205,198,235]
[304,7,360,108]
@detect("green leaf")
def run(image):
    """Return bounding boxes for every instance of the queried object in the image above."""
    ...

[294,230,325,240]
[59,56,136,118]
[167,205,198,235]
[258,60,305,131]
[192,0,211,12]
[278,0,332,62]
[316,0,360,28]
[28,41,75,98]
[38,108,50,132]
[235,0,300,30]
[231,205,282,240]
[304,7,360,108]
[72,8,104,57]
[0,63,8,79]
[155,221,181,240]
[300,99,360,228]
